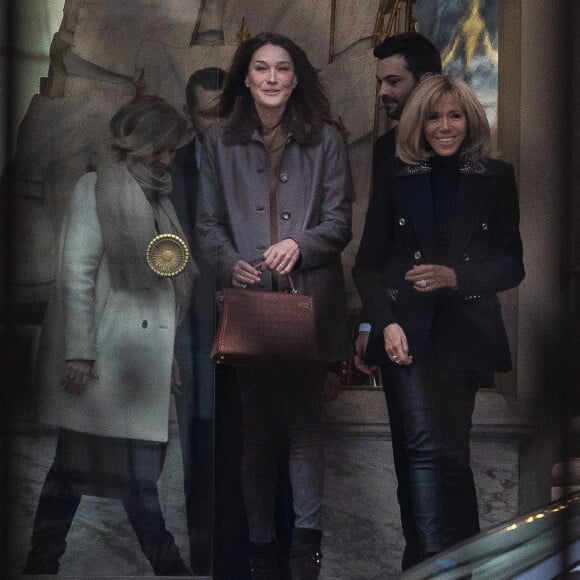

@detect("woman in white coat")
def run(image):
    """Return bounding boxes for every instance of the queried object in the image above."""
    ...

[23,96,196,576]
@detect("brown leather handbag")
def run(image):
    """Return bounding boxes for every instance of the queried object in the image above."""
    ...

[211,275,319,366]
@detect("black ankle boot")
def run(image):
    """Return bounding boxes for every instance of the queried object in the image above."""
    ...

[22,558,60,575]
[250,541,280,580]
[155,557,192,576]
[22,464,81,576]
[289,528,322,580]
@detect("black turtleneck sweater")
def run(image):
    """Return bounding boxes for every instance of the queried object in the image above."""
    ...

[430,153,460,263]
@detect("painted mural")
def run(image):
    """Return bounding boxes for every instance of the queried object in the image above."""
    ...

[416,0,499,126]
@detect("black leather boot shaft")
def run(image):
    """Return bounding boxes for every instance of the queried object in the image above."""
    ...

[289,528,322,580]
[250,541,281,580]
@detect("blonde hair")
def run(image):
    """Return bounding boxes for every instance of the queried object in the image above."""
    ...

[109,95,188,162]
[397,75,492,164]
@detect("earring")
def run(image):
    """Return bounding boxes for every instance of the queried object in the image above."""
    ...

[245,80,250,88]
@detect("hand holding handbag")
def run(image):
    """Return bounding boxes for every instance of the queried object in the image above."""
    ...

[211,147,319,366]
[211,274,319,366]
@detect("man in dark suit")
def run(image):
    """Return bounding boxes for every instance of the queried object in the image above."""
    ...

[356,33,442,372]
[353,33,442,571]
[371,32,442,172]
[170,66,225,575]
[171,67,226,242]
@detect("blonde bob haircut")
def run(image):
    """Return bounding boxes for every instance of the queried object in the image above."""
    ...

[109,95,188,162]
[397,75,492,165]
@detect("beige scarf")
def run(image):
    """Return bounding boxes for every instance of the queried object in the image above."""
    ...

[95,161,197,324]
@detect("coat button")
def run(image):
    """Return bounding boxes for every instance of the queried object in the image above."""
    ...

[399,218,406,226]
[463,253,470,261]
[257,167,265,173]
[281,211,291,220]
[481,222,488,231]
[279,172,289,183]
[142,320,148,329]
[414,250,422,260]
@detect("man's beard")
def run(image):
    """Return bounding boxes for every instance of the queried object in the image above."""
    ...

[382,97,402,121]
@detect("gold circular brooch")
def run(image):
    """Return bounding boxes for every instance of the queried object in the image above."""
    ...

[146,233,189,277]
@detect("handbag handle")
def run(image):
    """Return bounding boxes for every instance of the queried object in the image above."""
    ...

[251,260,297,294]
[287,273,298,294]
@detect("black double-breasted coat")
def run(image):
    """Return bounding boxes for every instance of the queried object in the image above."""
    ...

[353,154,525,372]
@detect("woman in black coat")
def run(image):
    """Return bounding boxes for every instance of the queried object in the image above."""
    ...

[353,75,524,567]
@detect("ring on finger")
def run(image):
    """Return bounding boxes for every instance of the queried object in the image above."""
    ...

[419,279,427,288]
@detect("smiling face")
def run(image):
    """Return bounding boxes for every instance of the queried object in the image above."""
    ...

[245,44,297,119]
[143,144,176,175]
[424,93,467,157]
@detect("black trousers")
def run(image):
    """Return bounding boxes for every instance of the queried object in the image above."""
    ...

[236,363,325,543]
[174,311,214,574]
[382,362,480,569]
[23,429,186,575]
[213,366,295,580]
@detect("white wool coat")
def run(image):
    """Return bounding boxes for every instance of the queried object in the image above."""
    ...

[36,172,176,442]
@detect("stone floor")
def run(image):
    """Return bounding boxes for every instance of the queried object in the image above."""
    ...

[4,394,520,579]
[6,425,400,579]
[320,434,520,579]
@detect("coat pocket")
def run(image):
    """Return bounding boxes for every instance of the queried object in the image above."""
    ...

[96,290,138,348]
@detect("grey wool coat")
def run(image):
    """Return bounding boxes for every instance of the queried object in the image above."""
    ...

[36,172,177,442]
[197,122,353,363]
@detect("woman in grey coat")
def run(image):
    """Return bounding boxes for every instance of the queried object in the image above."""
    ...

[197,33,352,579]
[24,96,196,576]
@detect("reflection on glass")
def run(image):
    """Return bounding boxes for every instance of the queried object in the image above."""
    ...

[22,96,196,576]
[401,492,580,579]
